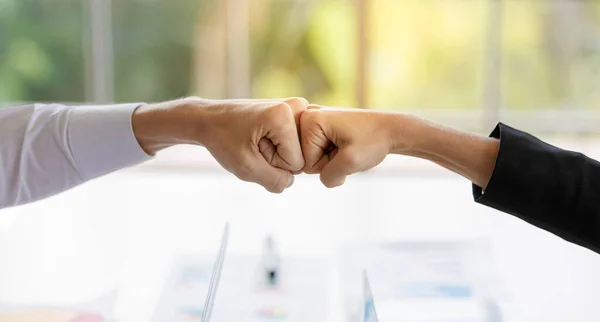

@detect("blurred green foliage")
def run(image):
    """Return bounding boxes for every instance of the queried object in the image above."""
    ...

[502,1,600,110]
[0,0,84,102]
[250,0,356,107]
[368,0,485,110]
[112,0,204,102]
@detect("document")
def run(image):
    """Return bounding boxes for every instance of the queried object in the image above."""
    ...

[339,240,506,322]
[152,253,330,322]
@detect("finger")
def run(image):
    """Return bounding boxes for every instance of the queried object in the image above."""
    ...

[307,104,350,111]
[260,136,308,173]
[309,144,336,174]
[265,103,305,171]
[283,98,309,143]
[283,97,309,127]
[300,109,331,174]
[258,137,287,169]
[284,97,309,107]
[221,97,307,133]
[223,97,308,109]
[221,97,307,114]
[250,156,295,193]
[320,148,360,188]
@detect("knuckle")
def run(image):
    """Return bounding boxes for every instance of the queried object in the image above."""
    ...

[265,103,292,123]
[270,102,291,113]
[291,159,305,172]
[183,96,204,106]
[272,183,286,194]
[300,108,321,125]
[327,173,347,188]
[267,186,285,194]
[321,178,334,188]
[284,97,309,108]
[286,154,305,172]
[266,175,287,194]
[322,177,341,189]
[303,166,319,175]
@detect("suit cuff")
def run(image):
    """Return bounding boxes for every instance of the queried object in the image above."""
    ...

[471,123,558,211]
[68,103,153,180]
[472,123,503,202]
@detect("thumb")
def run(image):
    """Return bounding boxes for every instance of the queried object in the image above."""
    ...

[251,156,295,193]
[300,108,331,174]
[319,147,361,188]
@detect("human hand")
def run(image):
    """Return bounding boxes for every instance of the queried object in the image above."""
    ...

[132,97,308,193]
[300,105,411,188]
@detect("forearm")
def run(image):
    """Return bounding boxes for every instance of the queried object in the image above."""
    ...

[0,103,151,209]
[389,114,500,189]
[0,95,305,210]
[390,115,600,253]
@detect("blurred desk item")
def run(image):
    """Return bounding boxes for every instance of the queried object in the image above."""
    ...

[0,311,105,322]
[0,291,117,322]
[152,253,329,322]
[151,254,215,322]
[339,240,506,322]
[261,235,281,287]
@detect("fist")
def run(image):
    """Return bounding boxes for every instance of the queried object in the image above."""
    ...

[187,97,308,193]
[300,106,399,188]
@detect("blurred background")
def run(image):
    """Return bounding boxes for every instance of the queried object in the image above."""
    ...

[4,0,600,130]
[3,0,600,322]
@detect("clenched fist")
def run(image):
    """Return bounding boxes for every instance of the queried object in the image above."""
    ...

[300,105,408,188]
[133,97,308,193]
[299,105,499,190]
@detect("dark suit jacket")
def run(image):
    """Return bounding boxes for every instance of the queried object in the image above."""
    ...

[473,123,600,254]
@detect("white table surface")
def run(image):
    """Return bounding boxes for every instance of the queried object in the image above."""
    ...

[1,161,600,322]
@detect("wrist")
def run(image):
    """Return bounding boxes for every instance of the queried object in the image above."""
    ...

[131,103,173,155]
[132,100,203,155]
[387,113,428,155]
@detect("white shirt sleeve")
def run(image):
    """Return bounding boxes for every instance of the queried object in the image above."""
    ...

[0,103,153,209]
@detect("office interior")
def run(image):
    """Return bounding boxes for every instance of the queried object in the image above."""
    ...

[2,1,600,321]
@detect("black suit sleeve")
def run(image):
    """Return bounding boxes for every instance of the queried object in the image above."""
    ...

[473,123,600,254]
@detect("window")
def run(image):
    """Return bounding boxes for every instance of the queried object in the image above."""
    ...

[112,0,205,102]
[367,0,486,111]
[2,0,600,132]
[502,0,600,111]
[249,0,357,107]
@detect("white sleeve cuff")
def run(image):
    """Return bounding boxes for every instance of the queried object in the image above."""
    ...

[68,103,153,180]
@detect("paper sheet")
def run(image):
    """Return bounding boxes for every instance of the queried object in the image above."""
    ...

[339,240,505,322]
[152,254,330,322]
